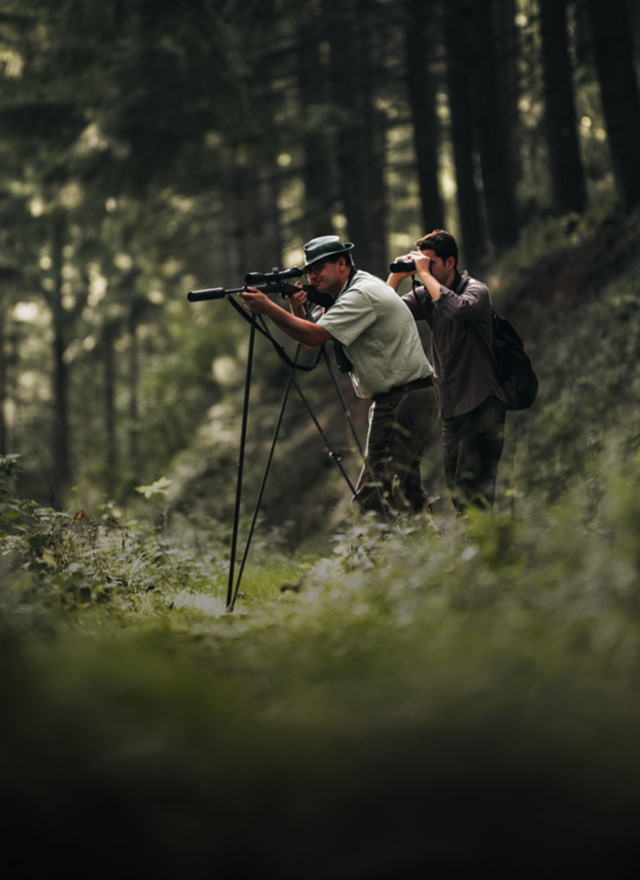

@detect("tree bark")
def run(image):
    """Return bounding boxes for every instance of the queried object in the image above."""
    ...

[403,0,445,232]
[539,0,587,216]
[0,308,7,456]
[128,308,139,469]
[467,0,520,252]
[232,153,283,277]
[493,0,522,190]
[322,0,387,277]
[297,6,336,241]
[585,0,640,211]
[102,321,117,493]
[442,0,488,269]
[49,213,71,507]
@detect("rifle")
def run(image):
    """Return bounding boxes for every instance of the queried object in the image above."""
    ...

[187,267,334,310]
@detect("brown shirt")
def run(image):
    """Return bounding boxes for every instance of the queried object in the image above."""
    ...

[402,271,506,418]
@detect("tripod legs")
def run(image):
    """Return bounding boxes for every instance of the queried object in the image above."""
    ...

[226,322,255,609]
[223,308,389,611]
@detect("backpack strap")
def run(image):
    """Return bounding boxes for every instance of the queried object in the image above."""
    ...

[468,310,503,380]
[326,266,357,373]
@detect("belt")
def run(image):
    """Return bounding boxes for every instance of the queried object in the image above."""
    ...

[372,375,433,402]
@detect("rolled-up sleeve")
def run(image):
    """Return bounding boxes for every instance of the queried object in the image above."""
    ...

[434,279,490,321]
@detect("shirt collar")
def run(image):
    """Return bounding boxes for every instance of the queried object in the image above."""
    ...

[336,266,358,299]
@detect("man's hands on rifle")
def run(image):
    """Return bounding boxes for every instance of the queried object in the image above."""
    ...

[238,284,331,348]
[286,283,308,317]
[239,282,308,318]
[238,287,274,315]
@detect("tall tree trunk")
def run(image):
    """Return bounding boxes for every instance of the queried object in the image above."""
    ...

[255,166,283,268]
[585,0,640,211]
[628,0,640,57]
[128,308,139,470]
[539,0,587,216]
[233,154,283,276]
[443,0,488,269]
[493,0,522,190]
[322,0,387,278]
[297,6,335,241]
[229,58,285,277]
[467,0,520,252]
[573,0,592,66]
[403,0,445,232]
[1,297,20,457]
[102,321,117,493]
[49,213,71,507]
[0,307,7,455]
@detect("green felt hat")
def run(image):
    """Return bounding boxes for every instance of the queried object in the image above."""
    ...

[302,235,354,271]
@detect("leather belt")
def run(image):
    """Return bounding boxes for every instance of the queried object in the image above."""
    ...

[372,375,434,402]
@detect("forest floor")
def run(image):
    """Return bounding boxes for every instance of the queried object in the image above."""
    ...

[3,208,640,876]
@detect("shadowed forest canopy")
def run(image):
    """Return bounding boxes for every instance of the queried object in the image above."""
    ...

[1,0,640,525]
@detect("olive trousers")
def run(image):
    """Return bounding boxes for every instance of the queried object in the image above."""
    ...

[355,385,439,514]
[441,395,506,513]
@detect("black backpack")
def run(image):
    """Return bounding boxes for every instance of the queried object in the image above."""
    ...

[470,310,538,410]
[489,311,538,411]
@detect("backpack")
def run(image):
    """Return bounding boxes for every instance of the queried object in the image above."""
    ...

[489,311,538,411]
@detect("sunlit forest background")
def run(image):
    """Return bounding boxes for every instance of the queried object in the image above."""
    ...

[3,0,640,874]
[2,0,639,529]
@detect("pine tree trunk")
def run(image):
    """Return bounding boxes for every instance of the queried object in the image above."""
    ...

[403,0,445,232]
[586,0,640,211]
[322,0,387,277]
[467,0,520,252]
[0,308,7,456]
[539,0,587,216]
[297,7,335,241]
[102,322,117,493]
[128,309,139,469]
[443,0,488,269]
[494,0,522,190]
[233,155,283,275]
[50,214,71,507]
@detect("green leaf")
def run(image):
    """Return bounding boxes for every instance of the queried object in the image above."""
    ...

[135,476,173,499]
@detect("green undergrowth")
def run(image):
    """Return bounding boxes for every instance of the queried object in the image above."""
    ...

[3,447,640,874]
[3,219,640,872]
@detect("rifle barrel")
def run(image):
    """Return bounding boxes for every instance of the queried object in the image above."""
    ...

[187,286,244,302]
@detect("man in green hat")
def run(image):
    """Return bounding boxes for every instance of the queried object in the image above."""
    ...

[240,236,438,514]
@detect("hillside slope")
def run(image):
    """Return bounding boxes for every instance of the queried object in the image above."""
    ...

[499,209,640,509]
[166,209,640,545]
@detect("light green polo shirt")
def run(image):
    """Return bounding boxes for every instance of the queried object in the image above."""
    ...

[318,270,433,399]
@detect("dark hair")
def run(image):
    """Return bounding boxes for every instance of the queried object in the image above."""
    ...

[415,229,458,267]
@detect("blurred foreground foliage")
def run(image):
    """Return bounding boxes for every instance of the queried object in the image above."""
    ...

[3,458,640,874]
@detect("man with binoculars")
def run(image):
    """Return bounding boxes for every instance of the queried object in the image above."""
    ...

[240,235,438,515]
[387,229,506,513]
